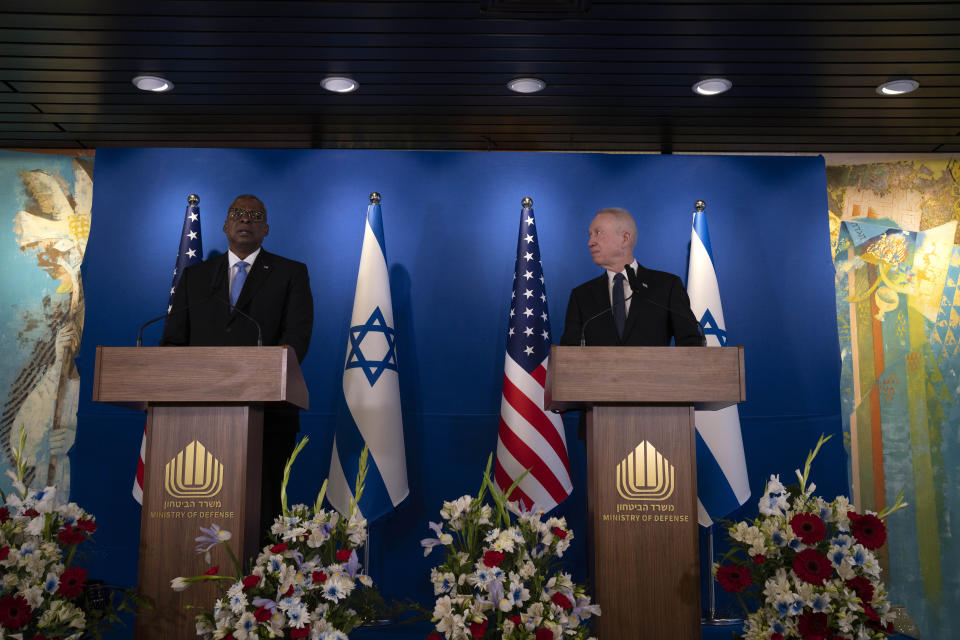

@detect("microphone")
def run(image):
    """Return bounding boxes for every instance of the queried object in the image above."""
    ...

[579,291,634,346]
[624,264,706,347]
[137,293,263,348]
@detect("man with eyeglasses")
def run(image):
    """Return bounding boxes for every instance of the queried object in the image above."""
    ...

[560,206,700,351]
[161,193,313,536]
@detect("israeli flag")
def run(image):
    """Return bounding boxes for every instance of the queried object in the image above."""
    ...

[327,197,409,520]
[687,205,751,526]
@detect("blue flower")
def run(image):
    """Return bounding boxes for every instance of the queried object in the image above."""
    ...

[252,597,278,614]
[772,621,785,634]
[811,595,829,612]
[829,549,846,565]
[488,579,504,604]
[771,532,785,547]
[788,538,802,550]
[851,547,866,565]
[195,524,231,554]
[775,600,792,617]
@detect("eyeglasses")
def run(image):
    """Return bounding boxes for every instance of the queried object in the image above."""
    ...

[227,207,266,222]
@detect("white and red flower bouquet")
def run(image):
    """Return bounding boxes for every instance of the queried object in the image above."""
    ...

[714,435,907,640]
[421,456,599,640]
[174,439,374,640]
[0,428,140,639]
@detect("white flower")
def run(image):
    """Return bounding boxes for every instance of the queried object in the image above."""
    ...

[170,576,190,591]
[233,611,258,640]
[320,573,354,602]
[228,591,248,614]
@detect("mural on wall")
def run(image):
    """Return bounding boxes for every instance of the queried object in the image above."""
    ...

[829,158,960,640]
[0,150,92,499]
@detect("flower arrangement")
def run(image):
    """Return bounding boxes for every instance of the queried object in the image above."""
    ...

[421,456,599,640]
[714,434,907,640]
[174,438,374,640]
[0,427,140,639]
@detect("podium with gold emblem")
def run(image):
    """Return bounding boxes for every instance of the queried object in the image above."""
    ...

[544,345,745,640]
[92,346,308,640]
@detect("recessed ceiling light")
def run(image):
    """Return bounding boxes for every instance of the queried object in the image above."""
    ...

[321,76,359,93]
[692,78,732,96]
[132,75,173,92]
[876,79,919,96]
[507,77,546,94]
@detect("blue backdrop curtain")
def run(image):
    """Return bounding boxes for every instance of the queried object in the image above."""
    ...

[74,150,841,615]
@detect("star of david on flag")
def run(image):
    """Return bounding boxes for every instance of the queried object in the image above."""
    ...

[494,198,572,512]
[327,195,409,521]
[133,194,203,505]
[687,202,750,526]
[345,307,398,385]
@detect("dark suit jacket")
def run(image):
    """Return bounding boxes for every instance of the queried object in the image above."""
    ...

[559,264,702,347]
[160,249,313,363]
[160,248,313,535]
[559,265,701,440]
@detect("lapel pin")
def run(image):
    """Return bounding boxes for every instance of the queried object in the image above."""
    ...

[642,282,648,288]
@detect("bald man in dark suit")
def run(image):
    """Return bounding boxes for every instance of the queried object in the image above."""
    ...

[559,207,700,440]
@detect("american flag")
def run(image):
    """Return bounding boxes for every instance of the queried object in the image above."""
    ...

[133,194,203,504]
[494,198,572,512]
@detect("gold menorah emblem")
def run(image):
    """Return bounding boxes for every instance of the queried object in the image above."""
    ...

[164,440,224,498]
[616,441,675,501]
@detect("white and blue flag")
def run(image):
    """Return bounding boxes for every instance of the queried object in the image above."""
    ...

[687,204,750,526]
[327,196,409,520]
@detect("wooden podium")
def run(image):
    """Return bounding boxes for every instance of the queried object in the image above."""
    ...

[92,346,308,640]
[544,345,745,640]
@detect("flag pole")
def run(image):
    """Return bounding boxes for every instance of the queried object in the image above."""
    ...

[693,198,742,628]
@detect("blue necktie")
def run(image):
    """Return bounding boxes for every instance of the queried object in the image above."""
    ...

[230,261,249,307]
[612,272,626,339]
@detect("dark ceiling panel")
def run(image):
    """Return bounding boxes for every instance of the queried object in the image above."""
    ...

[0,1,958,152]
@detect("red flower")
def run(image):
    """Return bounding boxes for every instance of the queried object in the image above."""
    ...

[771,634,783,640]
[223,635,235,640]
[848,512,886,550]
[335,549,352,562]
[552,526,568,540]
[254,606,272,622]
[241,575,259,590]
[57,526,86,545]
[290,626,310,639]
[790,513,827,545]
[551,592,573,610]
[482,550,506,567]
[312,571,327,584]
[270,542,287,553]
[57,567,88,599]
[0,507,9,522]
[862,605,880,623]
[535,629,554,640]
[427,634,443,640]
[31,634,47,640]
[792,549,833,585]
[204,565,219,576]
[0,594,32,629]
[508,615,522,626]
[283,585,294,597]
[752,554,766,564]
[77,519,98,533]
[23,508,39,517]
[0,547,9,561]
[469,620,488,638]
[797,610,830,640]
[716,564,752,593]
[845,576,874,603]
